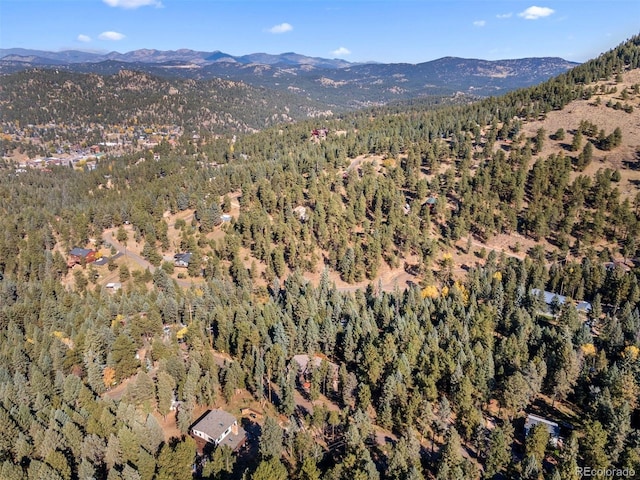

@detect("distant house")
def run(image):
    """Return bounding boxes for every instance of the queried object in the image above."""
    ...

[105,282,122,291]
[531,288,592,315]
[67,247,98,267]
[311,128,329,139]
[174,252,192,268]
[604,261,631,272]
[525,413,561,447]
[291,354,339,392]
[292,206,307,221]
[191,409,246,453]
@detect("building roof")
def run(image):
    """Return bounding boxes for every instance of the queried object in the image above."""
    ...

[525,413,560,439]
[174,252,192,264]
[218,425,246,451]
[531,288,566,306]
[191,409,242,445]
[531,288,592,313]
[576,301,592,313]
[291,354,339,374]
[69,247,93,257]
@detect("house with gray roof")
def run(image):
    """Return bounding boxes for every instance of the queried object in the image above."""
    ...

[531,288,592,315]
[525,413,561,447]
[191,409,246,452]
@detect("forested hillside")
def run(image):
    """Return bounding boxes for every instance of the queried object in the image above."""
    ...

[0,68,331,134]
[1,35,640,480]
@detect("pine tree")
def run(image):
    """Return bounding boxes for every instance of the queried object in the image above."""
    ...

[156,436,196,480]
[259,416,283,460]
[156,371,176,419]
[251,457,288,480]
[436,428,465,480]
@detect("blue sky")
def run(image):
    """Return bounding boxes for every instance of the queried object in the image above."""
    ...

[1,0,639,64]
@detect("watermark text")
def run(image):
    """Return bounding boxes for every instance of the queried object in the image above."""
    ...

[577,467,636,478]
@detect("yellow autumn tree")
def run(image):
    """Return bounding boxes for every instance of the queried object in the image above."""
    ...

[103,367,116,390]
[622,345,639,361]
[421,285,439,299]
[581,343,597,357]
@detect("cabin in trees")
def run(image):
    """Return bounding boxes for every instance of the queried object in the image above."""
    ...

[67,247,98,267]
[531,288,592,316]
[191,409,246,454]
[291,354,339,391]
[311,128,329,139]
[105,282,122,292]
[524,413,561,447]
[174,252,192,268]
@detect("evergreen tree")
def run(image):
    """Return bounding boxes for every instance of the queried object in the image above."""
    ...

[259,416,283,460]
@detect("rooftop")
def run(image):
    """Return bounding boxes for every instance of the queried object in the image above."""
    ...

[531,288,592,313]
[191,409,245,451]
[525,413,560,440]
[69,247,94,257]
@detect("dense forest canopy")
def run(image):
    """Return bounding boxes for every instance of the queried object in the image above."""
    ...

[0,35,639,480]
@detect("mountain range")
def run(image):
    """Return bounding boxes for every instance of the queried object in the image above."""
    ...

[0,48,354,69]
[0,48,579,109]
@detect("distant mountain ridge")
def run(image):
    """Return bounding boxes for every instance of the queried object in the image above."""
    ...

[0,48,354,68]
[0,47,579,109]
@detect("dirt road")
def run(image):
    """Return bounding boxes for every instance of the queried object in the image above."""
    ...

[102,229,195,288]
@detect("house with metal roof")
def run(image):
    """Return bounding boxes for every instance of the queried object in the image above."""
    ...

[524,413,561,447]
[531,288,592,314]
[174,252,192,268]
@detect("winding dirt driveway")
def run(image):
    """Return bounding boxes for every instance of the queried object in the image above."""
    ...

[102,229,196,288]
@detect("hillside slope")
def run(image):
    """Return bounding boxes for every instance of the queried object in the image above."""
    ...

[0,68,330,135]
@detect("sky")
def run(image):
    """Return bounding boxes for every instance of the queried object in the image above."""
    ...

[1,0,639,64]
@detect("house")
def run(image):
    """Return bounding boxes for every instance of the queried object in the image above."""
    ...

[524,413,561,447]
[531,288,592,315]
[105,282,122,291]
[291,354,339,392]
[292,206,307,221]
[67,247,98,267]
[311,128,329,139]
[174,252,192,268]
[191,409,246,453]
[604,261,631,272]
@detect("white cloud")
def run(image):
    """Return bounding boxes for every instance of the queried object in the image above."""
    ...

[267,23,293,34]
[518,6,555,20]
[331,47,351,57]
[473,20,486,27]
[77,34,91,43]
[496,13,512,19]
[103,0,162,8]
[98,31,126,41]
